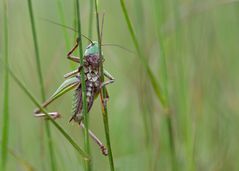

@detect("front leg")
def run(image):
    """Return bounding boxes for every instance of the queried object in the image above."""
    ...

[67,39,80,63]
[64,66,83,79]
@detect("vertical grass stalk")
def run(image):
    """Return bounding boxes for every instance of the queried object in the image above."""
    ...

[56,0,70,50]
[133,0,150,143]
[119,0,165,105]
[75,1,91,170]
[171,0,195,170]
[120,0,177,170]
[133,0,154,169]
[56,0,75,69]
[94,1,115,171]
[153,0,177,169]
[27,0,56,170]
[88,0,94,40]
[1,0,9,170]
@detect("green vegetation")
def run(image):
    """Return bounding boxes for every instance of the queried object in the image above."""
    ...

[1,0,9,170]
[27,0,56,170]
[75,0,91,170]
[1,0,239,170]
[95,0,115,170]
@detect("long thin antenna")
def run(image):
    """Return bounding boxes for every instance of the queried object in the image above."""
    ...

[40,17,93,44]
[102,43,135,55]
[100,13,105,43]
[40,17,135,54]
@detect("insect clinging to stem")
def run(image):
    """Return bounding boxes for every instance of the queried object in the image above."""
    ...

[34,17,117,156]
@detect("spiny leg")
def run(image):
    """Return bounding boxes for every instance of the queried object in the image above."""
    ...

[80,123,108,156]
[34,112,60,120]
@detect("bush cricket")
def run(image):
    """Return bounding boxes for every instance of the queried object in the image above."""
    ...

[34,27,115,156]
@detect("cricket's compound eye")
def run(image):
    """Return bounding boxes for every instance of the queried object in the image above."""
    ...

[86,42,95,49]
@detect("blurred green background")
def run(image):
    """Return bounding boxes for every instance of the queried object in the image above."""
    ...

[1,0,239,170]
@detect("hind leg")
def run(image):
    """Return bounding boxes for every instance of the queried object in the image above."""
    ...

[80,123,108,156]
[34,77,80,119]
[34,112,60,119]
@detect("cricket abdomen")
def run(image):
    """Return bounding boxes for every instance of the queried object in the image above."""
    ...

[70,68,101,123]
[70,53,101,123]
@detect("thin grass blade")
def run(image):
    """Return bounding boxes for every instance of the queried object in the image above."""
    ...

[2,63,89,160]
[119,0,165,106]
[120,1,177,170]
[94,1,115,170]
[55,0,75,69]
[27,0,56,170]
[1,0,9,170]
[75,0,92,170]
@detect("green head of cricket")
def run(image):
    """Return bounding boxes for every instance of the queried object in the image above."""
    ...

[84,41,99,56]
[84,41,103,67]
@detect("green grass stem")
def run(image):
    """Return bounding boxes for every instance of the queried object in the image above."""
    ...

[27,0,56,170]
[119,0,165,106]
[1,63,89,160]
[120,0,177,170]
[75,1,91,170]
[171,1,195,170]
[153,0,177,170]
[56,0,75,69]
[56,0,70,50]
[94,1,115,171]
[1,0,9,170]
[88,0,94,40]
